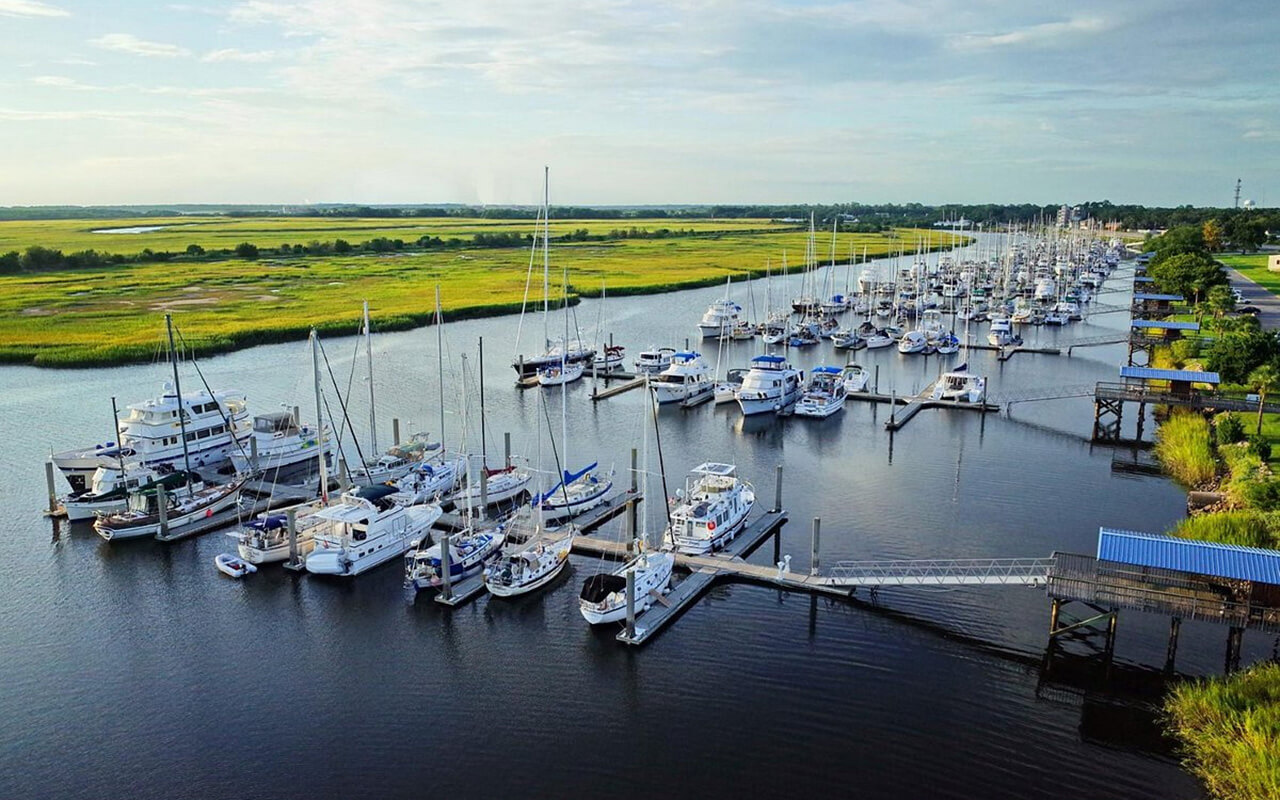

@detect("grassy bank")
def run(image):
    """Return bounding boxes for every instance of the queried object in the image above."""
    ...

[1218,254,1279,296]
[0,220,963,367]
[1165,663,1280,800]
[1154,411,1217,488]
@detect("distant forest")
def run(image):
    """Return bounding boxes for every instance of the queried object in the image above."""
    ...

[0,201,1276,233]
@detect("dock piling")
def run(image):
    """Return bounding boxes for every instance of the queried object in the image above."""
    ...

[439,533,452,603]
[811,517,821,576]
[625,569,636,640]
[504,432,511,469]
[772,464,783,513]
[626,499,638,553]
[630,448,638,493]
[292,405,300,426]
[286,508,299,569]
[392,418,401,446]
[156,483,169,539]
[45,461,57,515]
[250,437,259,471]
[479,469,489,520]
[1165,616,1181,673]
[874,365,880,395]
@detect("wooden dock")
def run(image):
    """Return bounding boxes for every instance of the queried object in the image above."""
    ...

[591,376,647,401]
[968,342,1062,361]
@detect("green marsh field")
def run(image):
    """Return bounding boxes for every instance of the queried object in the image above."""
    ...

[0,216,963,367]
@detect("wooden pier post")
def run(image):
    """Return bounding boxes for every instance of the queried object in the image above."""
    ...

[338,459,349,493]
[250,436,259,471]
[630,448,638,494]
[45,461,57,515]
[156,483,169,539]
[1048,598,1061,634]
[773,464,783,513]
[504,432,511,469]
[479,469,489,520]
[292,406,300,426]
[810,517,821,576]
[439,533,452,603]
[626,499,638,553]
[874,365,880,395]
[1165,616,1181,673]
[1225,626,1244,674]
[890,391,897,428]
[625,568,637,640]
[1104,611,1118,657]
[1135,403,1145,442]
[392,418,401,446]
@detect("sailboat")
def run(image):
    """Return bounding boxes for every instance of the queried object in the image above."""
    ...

[579,389,673,626]
[512,174,595,379]
[94,315,245,541]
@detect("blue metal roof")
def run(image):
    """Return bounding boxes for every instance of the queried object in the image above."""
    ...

[1120,365,1220,384]
[1098,528,1280,584]
[1133,292,1184,302]
[1130,320,1200,331]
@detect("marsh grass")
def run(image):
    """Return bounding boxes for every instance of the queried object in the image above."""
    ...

[1154,411,1217,488]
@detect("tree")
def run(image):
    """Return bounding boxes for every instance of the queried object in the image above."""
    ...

[1202,219,1224,252]
[1206,284,1237,320]
[1148,225,1205,261]
[333,239,352,254]
[1205,319,1278,383]
[185,243,205,257]
[1227,216,1266,253]
[234,242,259,259]
[1249,364,1280,435]
[1149,251,1225,303]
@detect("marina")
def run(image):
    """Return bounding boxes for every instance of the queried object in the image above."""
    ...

[4,234,1248,800]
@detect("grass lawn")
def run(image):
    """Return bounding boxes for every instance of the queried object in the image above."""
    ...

[1218,254,1280,295]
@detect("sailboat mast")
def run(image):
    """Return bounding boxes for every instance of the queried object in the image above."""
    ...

[311,329,329,504]
[363,300,377,455]
[435,286,445,450]
[110,396,125,476]
[542,166,550,350]
[165,313,192,473]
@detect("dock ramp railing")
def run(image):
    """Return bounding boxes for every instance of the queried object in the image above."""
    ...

[825,557,1056,588]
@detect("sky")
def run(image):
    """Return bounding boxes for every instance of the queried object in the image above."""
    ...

[0,0,1276,207]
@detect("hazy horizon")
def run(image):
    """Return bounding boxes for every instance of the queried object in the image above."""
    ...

[2,0,1276,208]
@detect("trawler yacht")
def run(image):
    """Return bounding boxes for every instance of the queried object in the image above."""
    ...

[663,463,756,554]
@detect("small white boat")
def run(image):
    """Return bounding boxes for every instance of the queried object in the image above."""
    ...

[663,463,755,554]
[831,329,865,350]
[231,500,327,564]
[841,363,870,393]
[864,330,894,349]
[897,330,928,354]
[714,368,749,405]
[579,550,674,625]
[537,462,613,522]
[593,345,625,371]
[987,316,1017,347]
[388,454,467,505]
[794,367,847,418]
[215,552,257,578]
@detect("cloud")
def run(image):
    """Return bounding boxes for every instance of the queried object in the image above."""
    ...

[90,33,190,58]
[203,48,278,63]
[951,16,1109,51]
[31,75,92,89]
[0,0,68,17]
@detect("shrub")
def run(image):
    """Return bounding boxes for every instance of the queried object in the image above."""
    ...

[1217,413,1245,445]
[234,242,259,259]
[1248,435,1272,461]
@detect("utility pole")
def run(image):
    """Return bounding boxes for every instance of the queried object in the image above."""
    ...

[1235,178,1242,209]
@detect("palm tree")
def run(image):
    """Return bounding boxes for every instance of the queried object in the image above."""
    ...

[1248,364,1280,435]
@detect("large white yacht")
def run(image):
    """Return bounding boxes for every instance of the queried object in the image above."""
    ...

[663,463,756,554]
[696,297,741,338]
[304,485,442,577]
[52,382,251,494]
[579,549,674,625]
[230,410,332,476]
[734,355,803,416]
[650,351,714,406]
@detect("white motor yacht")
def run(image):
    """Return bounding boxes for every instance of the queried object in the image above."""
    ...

[987,316,1017,347]
[305,485,442,577]
[579,550,674,625]
[651,351,714,406]
[663,463,756,554]
[230,410,332,476]
[734,354,803,416]
[53,382,251,494]
[697,297,741,339]
[794,367,847,418]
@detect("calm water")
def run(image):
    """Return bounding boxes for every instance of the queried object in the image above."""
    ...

[0,249,1254,798]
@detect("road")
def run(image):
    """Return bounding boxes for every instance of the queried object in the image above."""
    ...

[1222,264,1280,330]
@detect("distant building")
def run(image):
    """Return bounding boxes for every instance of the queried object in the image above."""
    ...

[1267,254,1280,272]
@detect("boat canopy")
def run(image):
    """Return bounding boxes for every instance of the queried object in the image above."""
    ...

[536,462,600,505]
[580,573,627,603]
[812,366,842,375]
[246,514,288,531]
[673,351,700,360]
[750,355,787,366]
[691,462,736,477]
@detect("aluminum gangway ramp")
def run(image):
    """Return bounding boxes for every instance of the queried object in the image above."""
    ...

[824,557,1056,588]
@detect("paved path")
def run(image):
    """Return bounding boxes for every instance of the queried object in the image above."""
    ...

[1222,264,1280,330]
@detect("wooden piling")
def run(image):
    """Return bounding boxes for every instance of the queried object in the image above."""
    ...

[392,418,401,446]
[810,517,821,576]
[156,483,169,539]
[773,464,783,513]
[439,533,452,602]
[504,432,511,469]
[625,569,636,640]
[45,461,57,515]
[286,508,299,569]
[1165,616,1181,672]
